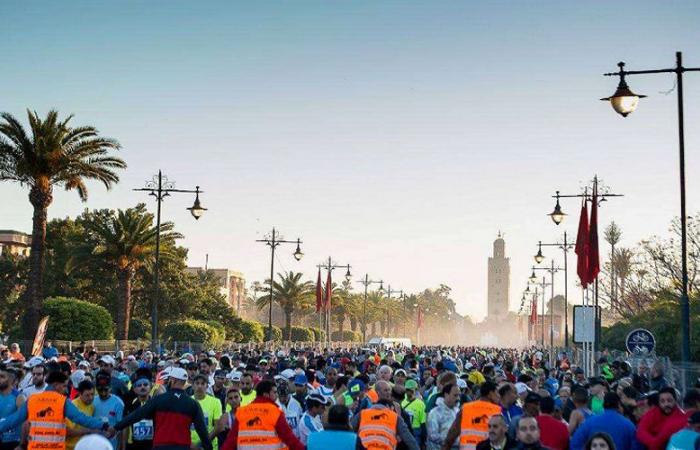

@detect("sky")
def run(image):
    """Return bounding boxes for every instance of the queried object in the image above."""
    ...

[2,1,700,320]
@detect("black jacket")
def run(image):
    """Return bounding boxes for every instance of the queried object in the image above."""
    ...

[476,436,517,450]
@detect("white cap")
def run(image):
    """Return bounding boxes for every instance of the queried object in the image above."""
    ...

[70,370,86,387]
[457,378,468,389]
[24,356,44,369]
[76,434,112,450]
[179,359,189,366]
[160,366,173,380]
[281,369,295,380]
[77,360,90,369]
[99,355,116,366]
[277,350,286,358]
[169,367,188,381]
[208,351,216,356]
[228,371,242,382]
[515,382,530,395]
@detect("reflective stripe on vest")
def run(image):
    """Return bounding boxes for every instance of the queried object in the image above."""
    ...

[458,401,502,450]
[358,408,398,450]
[236,402,289,450]
[27,391,67,450]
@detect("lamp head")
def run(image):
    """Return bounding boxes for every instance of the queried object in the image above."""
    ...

[549,192,566,225]
[601,62,646,117]
[534,243,545,264]
[187,187,207,220]
[293,239,303,261]
[344,265,352,282]
[529,270,538,283]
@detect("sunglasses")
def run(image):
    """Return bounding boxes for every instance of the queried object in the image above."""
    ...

[134,382,150,388]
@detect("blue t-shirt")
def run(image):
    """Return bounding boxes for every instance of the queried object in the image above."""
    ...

[0,391,20,443]
[93,394,124,450]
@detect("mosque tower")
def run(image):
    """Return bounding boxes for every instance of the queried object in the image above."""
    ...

[487,232,510,320]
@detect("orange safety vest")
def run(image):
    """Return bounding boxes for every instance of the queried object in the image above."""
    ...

[458,400,502,450]
[235,401,289,450]
[27,391,67,450]
[367,388,379,403]
[358,408,398,450]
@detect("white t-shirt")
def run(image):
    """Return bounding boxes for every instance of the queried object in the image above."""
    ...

[21,384,47,398]
[277,397,303,437]
[298,411,323,445]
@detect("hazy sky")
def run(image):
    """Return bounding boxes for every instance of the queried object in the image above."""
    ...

[2,1,699,320]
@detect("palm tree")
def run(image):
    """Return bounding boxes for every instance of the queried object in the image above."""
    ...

[256,271,313,340]
[0,110,125,336]
[71,205,181,340]
[604,222,623,306]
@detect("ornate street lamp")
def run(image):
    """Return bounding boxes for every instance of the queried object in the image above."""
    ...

[534,242,545,264]
[186,186,207,220]
[600,62,646,117]
[549,191,566,225]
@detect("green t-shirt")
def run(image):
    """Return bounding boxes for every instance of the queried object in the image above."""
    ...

[240,390,257,406]
[191,394,223,450]
[401,397,426,430]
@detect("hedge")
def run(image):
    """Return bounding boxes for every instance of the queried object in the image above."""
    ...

[203,320,227,343]
[290,326,314,342]
[129,318,151,340]
[235,320,264,343]
[331,330,361,342]
[161,320,222,347]
[43,297,114,340]
[269,325,283,342]
[309,327,325,342]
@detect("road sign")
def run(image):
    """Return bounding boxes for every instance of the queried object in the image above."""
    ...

[626,328,655,354]
[573,305,598,343]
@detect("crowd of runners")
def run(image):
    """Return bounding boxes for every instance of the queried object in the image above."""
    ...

[0,342,697,450]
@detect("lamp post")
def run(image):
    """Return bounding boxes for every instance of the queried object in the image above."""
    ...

[256,228,303,341]
[385,286,403,336]
[318,257,351,346]
[357,275,383,343]
[534,234,575,349]
[133,171,206,351]
[548,177,623,353]
[530,259,563,356]
[602,52,699,364]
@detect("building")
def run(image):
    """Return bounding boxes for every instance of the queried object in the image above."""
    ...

[185,267,246,313]
[487,232,510,320]
[0,230,31,257]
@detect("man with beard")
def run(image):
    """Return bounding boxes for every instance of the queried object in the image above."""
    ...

[637,386,687,450]
[514,416,546,450]
[476,415,516,450]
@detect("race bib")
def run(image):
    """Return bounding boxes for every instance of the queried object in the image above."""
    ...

[286,416,298,430]
[133,420,154,441]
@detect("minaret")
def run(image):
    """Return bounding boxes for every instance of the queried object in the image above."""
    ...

[487,232,510,320]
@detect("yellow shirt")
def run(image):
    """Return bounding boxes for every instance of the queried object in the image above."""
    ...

[66,398,94,450]
[240,390,257,406]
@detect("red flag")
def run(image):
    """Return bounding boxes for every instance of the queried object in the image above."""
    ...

[575,200,590,287]
[324,270,332,310]
[315,268,323,313]
[588,191,600,282]
[417,309,423,329]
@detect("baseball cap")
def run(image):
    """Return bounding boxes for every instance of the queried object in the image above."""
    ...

[294,374,308,386]
[228,371,242,382]
[281,369,295,380]
[76,434,112,450]
[457,378,468,389]
[99,355,115,366]
[515,382,530,395]
[24,356,44,369]
[405,379,419,391]
[259,359,268,365]
[395,369,407,377]
[169,367,188,381]
[306,393,330,407]
[348,379,367,396]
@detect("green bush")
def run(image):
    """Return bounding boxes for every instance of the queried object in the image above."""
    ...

[290,326,314,342]
[43,297,113,340]
[309,327,325,342]
[331,330,361,342]
[203,320,227,343]
[236,320,264,343]
[265,325,282,342]
[129,318,151,340]
[161,320,222,347]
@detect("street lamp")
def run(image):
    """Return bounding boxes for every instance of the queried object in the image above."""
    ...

[533,233,575,348]
[602,51,699,364]
[534,242,545,264]
[256,228,303,341]
[357,274,383,343]
[529,270,538,284]
[133,171,206,351]
[549,192,566,225]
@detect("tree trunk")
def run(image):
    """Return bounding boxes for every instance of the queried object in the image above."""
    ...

[116,269,133,340]
[284,309,292,341]
[350,318,357,332]
[23,184,53,338]
[371,322,376,336]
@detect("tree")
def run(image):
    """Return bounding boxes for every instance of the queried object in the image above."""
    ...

[71,205,181,340]
[0,110,125,336]
[604,221,622,306]
[255,271,313,340]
